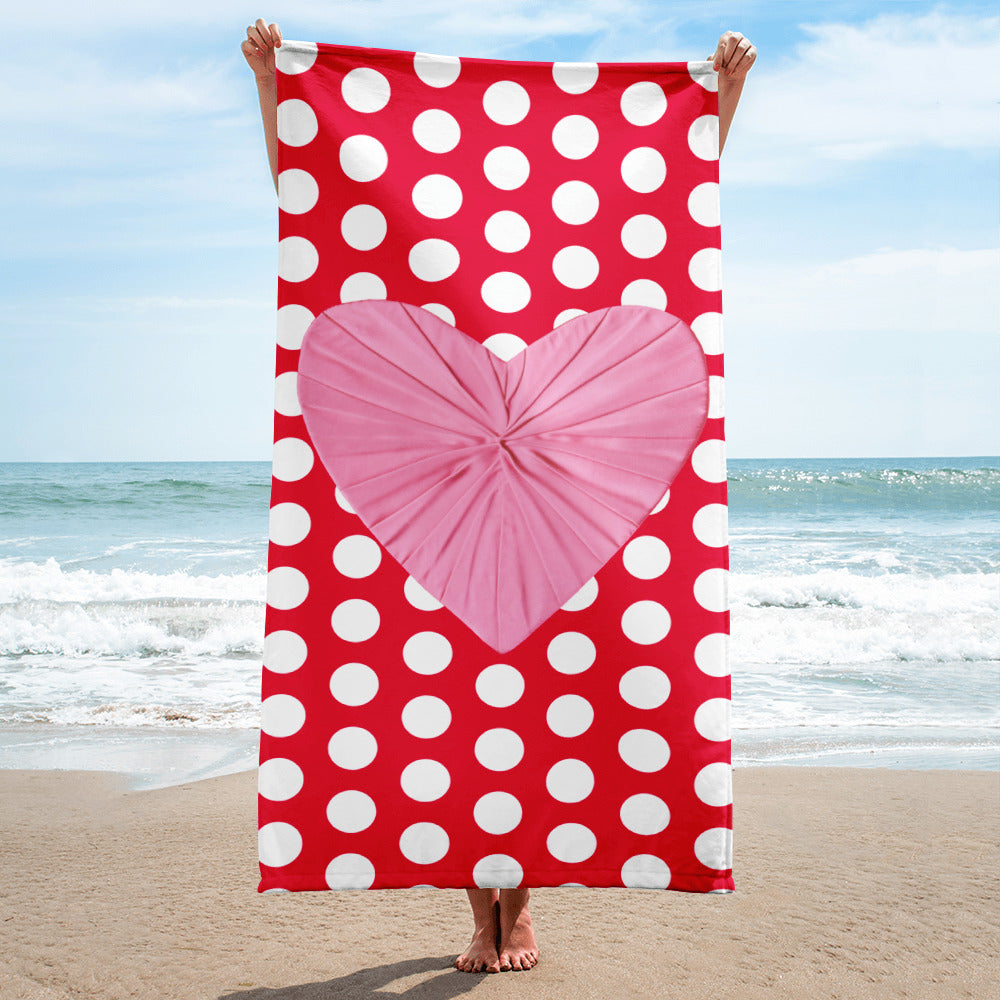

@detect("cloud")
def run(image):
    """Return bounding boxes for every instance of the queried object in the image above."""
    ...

[727,9,1000,184]
[727,246,999,338]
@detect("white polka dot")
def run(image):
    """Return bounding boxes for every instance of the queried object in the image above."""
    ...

[695,762,733,807]
[546,694,594,739]
[278,236,318,282]
[650,489,670,514]
[689,247,722,292]
[474,792,522,835]
[553,308,586,328]
[258,757,304,801]
[340,204,387,250]
[546,759,594,803]
[552,246,599,289]
[276,42,318,76]
[693,503,728,548]
[412,174,463,219]
[475,728,524,771]
[325,853,376,889]
[341,67,390,113]
[329,662,379,706]
[483,146,530,190]
[481,272,530,313]
[483,80,530,125]
[476,663,524,707]
[621,147,666,193]
[332,534,381,578]
[473,854,523,888]
[552,115,599,159]
[688,182,720,227]
[482,333,527,360]
[618,729,670,772]
[272,437,314,482]
[694,827,732,870]
[400,822,449,864]
[691,439,727,483]
[485,210,530,252]
[412,108,461,152]
[401,695,451,739]
[409,239,460,282]
[404,575,444,610]
[328,726,378,769]
[273,371,301,417]
[689,115,720,160]
[708,375,725,419]
[335,487,356,513]
[276,304,314,351]
[264,630,307,674]
[620,794,670,834]
[339,135,388,182]
[695,698,731,742]
[621,214,666,259]
[694,568,729,613]
[561,577,597,610]
[622,535,670,578]
[259,822,302,867]
[414,52,461,88]
[553,62,599,94]
[327,790,376,832]
[691,312,724,355]
[400,759,450,801]
[620,279,667,310]
[551,180,599,225]
[621,600,671,644]
[277,99,318,146]
[619,665,671,709]
[266,566,308,610]
[269,502,310,546]
[419,303,455,326]
[695,633,730,677]
[621,854,670,889]
[547,823,596,863]
[688,60,719,92]
[403,631,452,675]
[340,271,387,302]
[261,693,305,738]
[621,82,667,126]
[278,169,319,214]
[331,598,380,642]
[547,631,596,673]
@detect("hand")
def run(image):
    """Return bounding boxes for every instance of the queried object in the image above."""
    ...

[712,31,756,80]
[241,18,282,80]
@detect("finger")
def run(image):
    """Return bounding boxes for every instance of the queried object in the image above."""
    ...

[728,43,757,78]
[726,38,752,75]
[723,32,742,68]
[271,22,282,46]
[247,25,266,52]
[241,39,263,63]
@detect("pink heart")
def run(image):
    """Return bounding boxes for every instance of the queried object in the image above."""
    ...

[298,301,709,653]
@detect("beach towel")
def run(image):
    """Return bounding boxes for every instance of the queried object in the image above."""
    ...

[258,40,733,894]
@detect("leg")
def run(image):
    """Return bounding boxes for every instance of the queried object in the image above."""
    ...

[497,887,539,970]
[454,888,501,973]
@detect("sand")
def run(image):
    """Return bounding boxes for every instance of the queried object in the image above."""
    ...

[1,766,997,999]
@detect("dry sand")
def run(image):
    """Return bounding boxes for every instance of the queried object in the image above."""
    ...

[1,766,997,999]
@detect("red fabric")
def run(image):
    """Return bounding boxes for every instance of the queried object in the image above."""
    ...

[260,42,732,893]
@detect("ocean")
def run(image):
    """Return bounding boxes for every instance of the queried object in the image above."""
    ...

[0,458,996,787]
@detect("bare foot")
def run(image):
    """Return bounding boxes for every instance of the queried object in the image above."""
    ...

[455,891,501,973]
[498,887,539,971]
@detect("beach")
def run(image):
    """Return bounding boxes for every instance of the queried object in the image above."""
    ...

[2,765,997,999]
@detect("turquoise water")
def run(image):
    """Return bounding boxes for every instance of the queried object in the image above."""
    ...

[0,457,997,784]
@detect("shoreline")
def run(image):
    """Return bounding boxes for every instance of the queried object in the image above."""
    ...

[3,765,997,999]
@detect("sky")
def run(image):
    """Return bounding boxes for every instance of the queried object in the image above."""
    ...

[0,0,997,460]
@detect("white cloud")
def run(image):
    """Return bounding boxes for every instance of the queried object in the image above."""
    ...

[727,246,999,336]
[727,9,1000,184]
